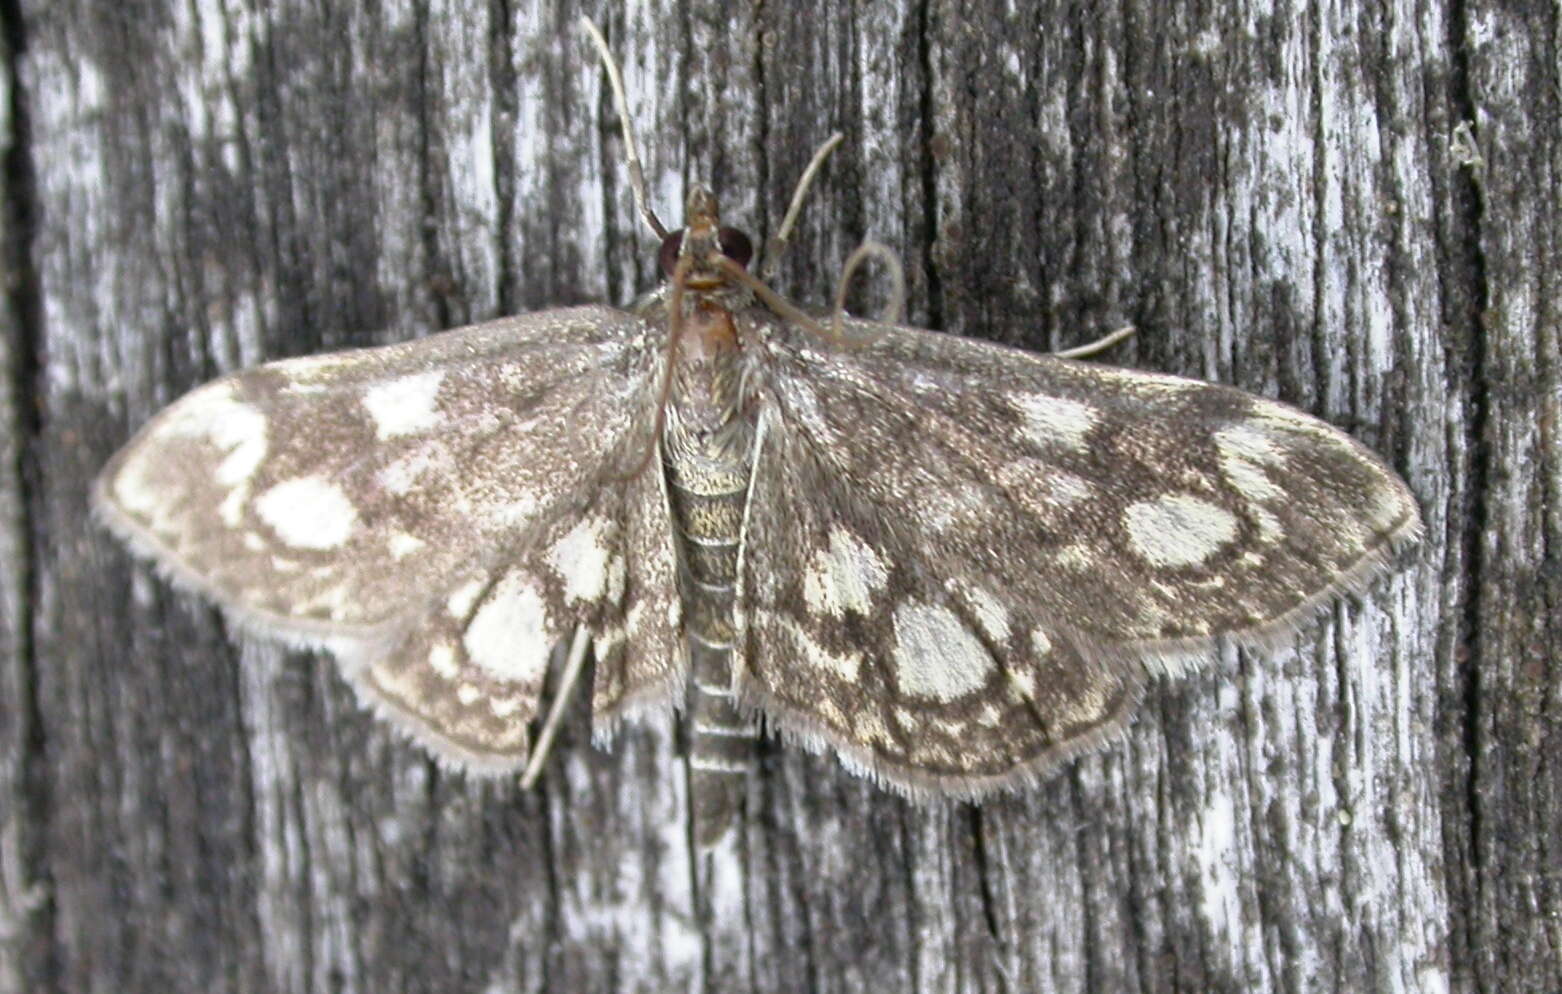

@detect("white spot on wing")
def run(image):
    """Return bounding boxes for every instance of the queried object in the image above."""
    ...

[447,579,484,619]
[1056,680,1112,725]
[105,457,158,519]
[594,622,626,662]
[1368,480,1412,532]
[1039,469,1093,506]
[891,601,993,701]
[208,402,270,486]
[112,388,269,513]
[547,517,615,603]
[298,581,353,619]
[947,580,1011,643]
[378,447,448,496]
[388,531,425,559]
[803,527,889,618]
[1089,364,1200,395]
[463,573,553,685]
[604,555,626,603]
[1250,402,1340,440]
[480,493,541,528]
[768,612,861,682]
[1008,671,1038,701]
[1030,626,1053,657]
[161,385,269,486]
[490,695,525,718]
[1253,507,1282,543]
[1124,494,1239,568]
[1008,394,1097,451]
[429,643,459,678]
[362,370,446,439]
[1215,423,1285,503]
[219,490,247,527]
[254,476,358,550]
[998,458,1095,518]
[917,479,991,533]
[625,598,647,637]
[273,351,364,381]
[1056,543,1094,570]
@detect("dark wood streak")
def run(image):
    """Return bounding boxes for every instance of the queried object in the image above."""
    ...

[12,1,1552,992]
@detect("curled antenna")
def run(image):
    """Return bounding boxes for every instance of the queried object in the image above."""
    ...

[829,240,905,344]
[579,16,669,239]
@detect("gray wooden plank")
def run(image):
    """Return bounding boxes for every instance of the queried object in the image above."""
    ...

[1460,0,1562,989]
[4,0,1556,991]
[1,11,47,994]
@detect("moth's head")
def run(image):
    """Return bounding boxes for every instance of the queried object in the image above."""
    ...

[659,186,754,291]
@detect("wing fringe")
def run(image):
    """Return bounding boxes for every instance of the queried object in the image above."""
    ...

[1111,511,1424,677]
[733,676,1144,802]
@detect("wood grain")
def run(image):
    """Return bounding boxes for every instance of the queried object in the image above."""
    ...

[1,0,1556,991]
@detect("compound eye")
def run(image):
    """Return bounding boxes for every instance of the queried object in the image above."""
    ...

[717,227,754,268]
[658,231,684,276]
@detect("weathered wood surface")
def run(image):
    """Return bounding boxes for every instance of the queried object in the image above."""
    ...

[1,0,1557,991]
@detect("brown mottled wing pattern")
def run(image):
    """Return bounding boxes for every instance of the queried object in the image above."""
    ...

[736,316,1420,797]
[94,305,682,772]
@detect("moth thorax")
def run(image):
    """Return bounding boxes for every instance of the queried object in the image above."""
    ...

[667,317,749,450]
[681,305,739,359]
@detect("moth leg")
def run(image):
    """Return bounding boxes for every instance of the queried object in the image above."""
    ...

[760,132,845,276]
[578,16,668,239]
[1052,324,1136,359]
[520,624,593,788]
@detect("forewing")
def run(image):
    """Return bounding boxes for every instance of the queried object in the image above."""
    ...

[737,316,1420,795]
[95,305,681,770]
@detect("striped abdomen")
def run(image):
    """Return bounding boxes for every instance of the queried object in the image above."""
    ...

[665,438,755,847]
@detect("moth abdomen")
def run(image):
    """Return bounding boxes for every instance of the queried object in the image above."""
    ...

[669,465,757,844]
[662,335,761,844]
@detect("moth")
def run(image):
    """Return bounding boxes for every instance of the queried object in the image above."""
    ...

[94,19,1420,842]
